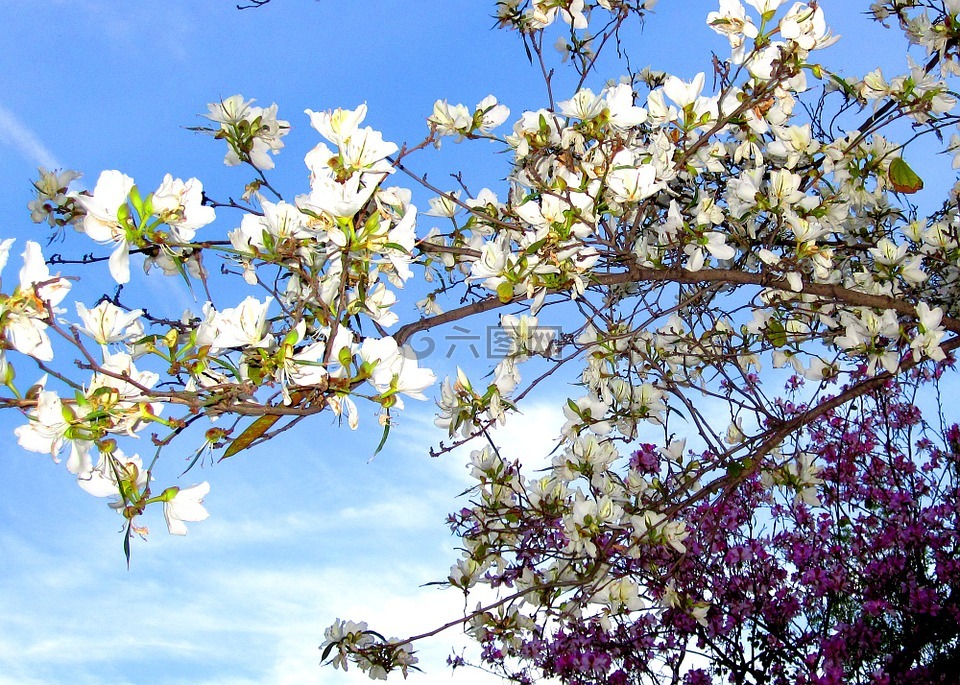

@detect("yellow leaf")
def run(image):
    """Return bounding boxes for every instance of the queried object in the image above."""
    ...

[221,413,280,459]
[888,157,924,194]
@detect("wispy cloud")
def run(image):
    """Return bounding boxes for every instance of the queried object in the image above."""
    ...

[0,527,500,685]
[0,424,502,685]
[57,0,196,62]
[395,398,566,482]
[0,104,62,170]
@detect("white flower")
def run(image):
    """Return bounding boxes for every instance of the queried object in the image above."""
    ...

[684,232,735,271]
[29,167,82,227]
[19,241,71,307]
[326,394,360,430]
[707,0,759,48]
[163,482,211,535]
[339,127,398,175]
[744,0,786,14]
[428,100,472,138]
[87,353,162,429]
[1,242,72,360]
[321,619,373,672]
[76,301,144,347]
[606,163,663,203]
[493,357,521,395]
[746,43,784,81]
[282,329,330,393]
[151,174,216,241]
[205,96,289,169]
[500,314,555,357]
[604,83,648,128]
[663,73,706,108]
[786,453,822,506]
[74,170,136,283]
[559,88,606,121]
[468,236,511,290]
[594,577,646,613]
[237,199,312,249]
[78,450,148,500]
[360,336,436,406]
[425,192,460,218]
[305,104,367,146]
[382,206,417,283]
[474,95,510,133]
[531,0,587,29]
[632,510,690,553]
[912,302,946,362]
[779,2,837,52]
[358,282,399,327]
[208,296,275,350]
[15,388,72,461]
[298,173,376,221]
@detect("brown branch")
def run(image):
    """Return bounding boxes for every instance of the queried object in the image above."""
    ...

[663,334,960,523]
[393,295,516,347]
[596,265,960,334]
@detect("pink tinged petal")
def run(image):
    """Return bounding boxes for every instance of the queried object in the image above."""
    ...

[345,397,359,430]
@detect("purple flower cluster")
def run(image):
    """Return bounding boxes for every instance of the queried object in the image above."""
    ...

[455,371,960,684]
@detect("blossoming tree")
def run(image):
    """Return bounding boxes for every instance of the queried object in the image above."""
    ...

[5,0,960,682]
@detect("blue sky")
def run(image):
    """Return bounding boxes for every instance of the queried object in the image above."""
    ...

[0,2,944,683]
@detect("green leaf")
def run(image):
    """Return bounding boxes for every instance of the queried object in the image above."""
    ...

[123,520,132,569]
[727,457,753,479]
[320,642,337,661]
[888,157,924,194]
[828,73,857,98]
[525,238,547,255]
[767,319,787,348]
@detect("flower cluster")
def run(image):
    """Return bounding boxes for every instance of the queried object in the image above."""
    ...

[3,0,960,680]
[320,619,419,680]
[202,94,290,169]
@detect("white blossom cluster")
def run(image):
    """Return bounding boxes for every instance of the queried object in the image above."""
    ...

[4,0,960,678]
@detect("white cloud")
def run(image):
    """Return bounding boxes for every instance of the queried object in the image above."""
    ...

[0,516,502,685]
[0,436,504,685]
[0,104,62,170]
[47,0,196,62]
[0,539,500,685]
[395,399,565,473]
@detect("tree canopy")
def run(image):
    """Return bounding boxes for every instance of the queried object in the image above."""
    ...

[3,1,960,683]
